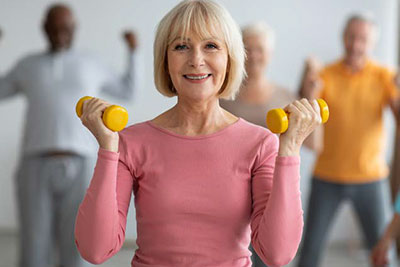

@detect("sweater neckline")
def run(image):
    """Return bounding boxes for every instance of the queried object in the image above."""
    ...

[146,118,243,140]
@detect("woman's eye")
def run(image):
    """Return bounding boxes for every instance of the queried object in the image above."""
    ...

[175,44,188,50]
[205,43,218,49]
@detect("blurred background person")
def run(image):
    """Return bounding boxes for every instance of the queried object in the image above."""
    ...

[221,22,322,150]
[221,22,322,267]
[0,3,138,267]
[221,22,291,122]
[297,14,400,267]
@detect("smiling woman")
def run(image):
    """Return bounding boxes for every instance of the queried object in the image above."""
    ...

[153,0,245,100]
[166,34,229,103]
[74,0,322,266]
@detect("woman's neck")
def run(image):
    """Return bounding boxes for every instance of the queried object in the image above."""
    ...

[153,97,237,136]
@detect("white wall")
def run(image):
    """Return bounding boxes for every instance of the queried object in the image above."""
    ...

[0,0,397,245]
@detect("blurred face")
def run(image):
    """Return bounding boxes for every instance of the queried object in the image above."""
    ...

[343,19,375,65]
[44,7,75,52]
[244,34,270,76]
[167,34,229,102]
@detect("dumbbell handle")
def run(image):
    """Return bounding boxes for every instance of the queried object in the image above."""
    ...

[266,99,329,134]
[75,96,129,132]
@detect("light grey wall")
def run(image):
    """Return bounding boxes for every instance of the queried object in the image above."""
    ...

[0,0,397,245]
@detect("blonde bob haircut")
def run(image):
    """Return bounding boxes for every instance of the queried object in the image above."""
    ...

[153,0,245,100]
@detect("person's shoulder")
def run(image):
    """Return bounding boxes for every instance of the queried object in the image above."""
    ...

[322,59,342,73]
[119,121,154,140]
[236,119,278,145]
[14,51,45,67]
[367,59,396,76]
[69,49,100,63]
[117,121,156,157]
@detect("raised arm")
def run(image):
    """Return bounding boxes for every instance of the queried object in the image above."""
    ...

[99,30,138,100]
[251,99,321,267]
[298,57,323,100]
[298,57,324,153]
[0,71,20,100]
[250,135,303,267]
[0,33,22,100]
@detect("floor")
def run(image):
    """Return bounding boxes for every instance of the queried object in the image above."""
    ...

[0,232,372,267]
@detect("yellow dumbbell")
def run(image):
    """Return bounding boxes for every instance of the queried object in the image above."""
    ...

[266,99,329,134]
[75,96,129,132]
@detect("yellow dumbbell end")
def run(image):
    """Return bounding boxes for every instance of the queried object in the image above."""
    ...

[102,105,129,132]
[266,98,329,134]
[317,98,329,124]
[266,108,288,134]
[76,96,93,117]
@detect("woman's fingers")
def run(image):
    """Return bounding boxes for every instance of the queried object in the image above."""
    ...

[290,99,320,129]
[81,99,109,121]
[310,99,322,124]
[284,102,302,123]
[279,99,322,149]
[77,97,119,152]
[79,98,113,133]
[82,98,109,115]
[299,98,321,125]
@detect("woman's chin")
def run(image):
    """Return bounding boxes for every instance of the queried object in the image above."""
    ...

[180,91,219,103]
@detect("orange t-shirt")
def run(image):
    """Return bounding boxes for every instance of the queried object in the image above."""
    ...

[314,59,398,183]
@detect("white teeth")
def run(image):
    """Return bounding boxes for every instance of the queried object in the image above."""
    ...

[185,74,209,80]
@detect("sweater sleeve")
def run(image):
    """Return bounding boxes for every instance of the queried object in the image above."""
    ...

[250,134,303,267]
[0,60,22,100]
[99,52,137,101]
[74,146,135,264]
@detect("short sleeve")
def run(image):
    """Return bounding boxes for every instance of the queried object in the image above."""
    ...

[381,68,399,106]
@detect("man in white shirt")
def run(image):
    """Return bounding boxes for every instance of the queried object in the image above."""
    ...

[0,4,137,267]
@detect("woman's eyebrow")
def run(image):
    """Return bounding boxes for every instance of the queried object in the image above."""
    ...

[170,37,222,43]
[203,37,222,42]
[171,37,190,43]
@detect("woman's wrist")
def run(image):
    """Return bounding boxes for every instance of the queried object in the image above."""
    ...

[278,139,301,157]
[98,134,119,153]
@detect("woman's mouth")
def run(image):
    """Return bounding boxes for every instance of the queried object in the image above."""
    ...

[183,74,212,82]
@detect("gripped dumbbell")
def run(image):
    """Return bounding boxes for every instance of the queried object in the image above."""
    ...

[76,96,128,132]
[266,99,329,134]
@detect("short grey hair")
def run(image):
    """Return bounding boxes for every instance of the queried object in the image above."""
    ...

[344,13,379,41]
[242,21,275,51]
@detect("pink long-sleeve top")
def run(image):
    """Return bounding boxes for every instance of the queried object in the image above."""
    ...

[75,118,303,267]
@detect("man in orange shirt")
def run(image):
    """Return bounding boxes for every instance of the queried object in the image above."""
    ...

[297,14,400,267]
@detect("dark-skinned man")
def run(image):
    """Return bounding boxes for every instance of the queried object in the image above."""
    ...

[0,4,137,267]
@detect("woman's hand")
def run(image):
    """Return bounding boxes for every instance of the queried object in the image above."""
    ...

[278,99,321,156]
[80,97,119,152]
[371,237,391,267]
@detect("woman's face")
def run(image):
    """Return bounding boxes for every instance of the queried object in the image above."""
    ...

[167,33,229,103]
[244,34,270,76]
